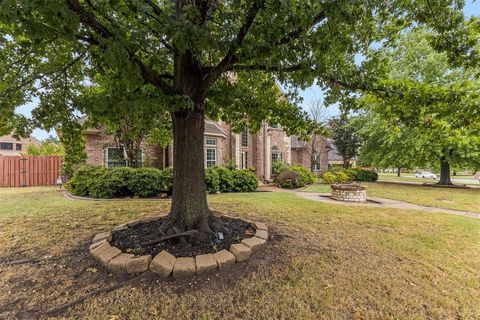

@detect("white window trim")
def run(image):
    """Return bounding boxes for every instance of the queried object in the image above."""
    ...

[105,147,144,167]
[206,147,217,167]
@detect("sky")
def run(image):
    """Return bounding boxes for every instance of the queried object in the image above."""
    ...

[16,1,480,140]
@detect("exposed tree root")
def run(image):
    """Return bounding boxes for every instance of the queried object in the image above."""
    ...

[140,229,199,246]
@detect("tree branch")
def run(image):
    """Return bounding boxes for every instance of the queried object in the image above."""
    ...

[206,0,263,84]
[144,0,163,16]
[277,10,326,45]
[66,0,172,93]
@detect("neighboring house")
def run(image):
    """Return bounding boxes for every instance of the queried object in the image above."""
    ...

[0,134,41,156]
[79,116,331,181]
[327,139,357,168]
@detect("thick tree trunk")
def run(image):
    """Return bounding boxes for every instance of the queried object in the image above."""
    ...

[438,157,453,185]
[397,167,401,177]
[167,109,212,232]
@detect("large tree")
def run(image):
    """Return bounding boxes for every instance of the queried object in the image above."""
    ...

[361,30,480,185]
[0,1,471,234]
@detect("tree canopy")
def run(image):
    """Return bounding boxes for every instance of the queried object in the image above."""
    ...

[0,0,474,230]
[360,30,480,184]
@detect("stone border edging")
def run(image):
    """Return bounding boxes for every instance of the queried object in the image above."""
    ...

[89,218,268,278]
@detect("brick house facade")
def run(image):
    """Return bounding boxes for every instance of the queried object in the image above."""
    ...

[81,118,331,182]
[0,134,41,156]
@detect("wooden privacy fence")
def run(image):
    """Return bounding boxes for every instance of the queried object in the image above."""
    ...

[0,156,63,187]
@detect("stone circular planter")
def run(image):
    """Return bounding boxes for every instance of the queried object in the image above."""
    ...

[89,218,268,278]
[330,183,367,202]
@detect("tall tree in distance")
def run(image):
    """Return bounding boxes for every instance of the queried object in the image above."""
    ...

[0,1,471,235]
[305,99,328,173]
[328,115,363,169]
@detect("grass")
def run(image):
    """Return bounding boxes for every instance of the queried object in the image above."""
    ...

[378,173,478,185]
[302,182,480,213]
[0,187,479,319]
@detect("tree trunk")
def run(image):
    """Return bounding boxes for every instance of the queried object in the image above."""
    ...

[167,108,212,232]
[438,157,453,185]
[397,167,401,177]
[343,158,350,169]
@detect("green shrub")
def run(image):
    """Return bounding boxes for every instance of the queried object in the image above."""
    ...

[354,168,378,182]
[291,165,317,185]
[91,167,135,198]
[336,171,349,183]
[322,172,337,184]
[275,170,305,188]
[214,166,235,192]
[128,167,163,198]
[272,161,290,174]
[205,167,220,193]
[66,166,107,197]
[343,169,358,181]
[161,167,174,192]
[232,169,258,192]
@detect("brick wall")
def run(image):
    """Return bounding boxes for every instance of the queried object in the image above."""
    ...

[84,129,164,167]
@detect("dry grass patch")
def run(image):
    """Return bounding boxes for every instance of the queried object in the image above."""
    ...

[0,187,479,319]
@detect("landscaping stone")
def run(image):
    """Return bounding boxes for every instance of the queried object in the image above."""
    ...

[173,257,196,278]
[89,239,107,253]
[150,250,176,277]
[126,220,141,227]
[126,255,151,273]
[255,229,268,240]
[97,246,122,267]
[112,224,128,232]
[230,244,251,262]
[107,253,134,274]
[213,250,235,270]
[241,236,266,250]
[90,241,112,259]
[254,222,268,231]
[92,231,112,243]
[195,254,217,275]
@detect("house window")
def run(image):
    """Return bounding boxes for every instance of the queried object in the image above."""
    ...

[16,144,22,151]
[241,151,248,169]
[241,126,248,147]
[206,148,217,167]
[270,123,279,129]
[271,145,283,173]
[206,139,217,146]
[106,147,127,167]
[313,154,321,171]
[0,142,14,150]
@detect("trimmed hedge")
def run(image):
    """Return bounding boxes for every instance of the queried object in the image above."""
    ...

[67,165,258,198]
[321,168,378,184]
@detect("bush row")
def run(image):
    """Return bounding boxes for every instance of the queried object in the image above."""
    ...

[273,162,317,189]
[67,165,258,198]
[322,168,378,184]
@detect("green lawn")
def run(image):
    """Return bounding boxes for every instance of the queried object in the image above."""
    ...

[302,182,480,213]
[378,172,478,185]
[0,187,479,319]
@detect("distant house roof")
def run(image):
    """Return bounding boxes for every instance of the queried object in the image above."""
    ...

[290,135,307,148]
[326,139,357,162]
[205,121,227,137]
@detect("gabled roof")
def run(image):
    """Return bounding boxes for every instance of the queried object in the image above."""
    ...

[205,121,227,138]
[290,135,307,148]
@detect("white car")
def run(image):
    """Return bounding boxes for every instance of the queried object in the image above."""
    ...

[415,171,437,179]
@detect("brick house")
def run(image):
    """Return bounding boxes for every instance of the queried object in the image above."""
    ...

[80,116,331,182]
[0,134,41,156]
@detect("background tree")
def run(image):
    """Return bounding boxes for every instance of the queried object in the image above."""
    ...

[0,1,471,234]
[328,115,363,169]
[26,135,65,156]
[361,30,480,185]
[304,99,329,173]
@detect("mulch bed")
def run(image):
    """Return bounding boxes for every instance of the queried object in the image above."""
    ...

[111,216,256,257]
